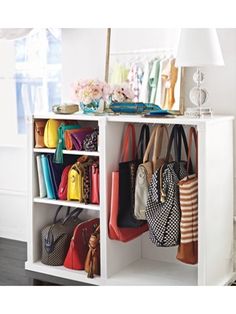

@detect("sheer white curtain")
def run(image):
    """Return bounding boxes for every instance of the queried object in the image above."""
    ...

[0,28,33,40]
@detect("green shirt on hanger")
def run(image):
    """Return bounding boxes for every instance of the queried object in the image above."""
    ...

[149,59,160,104]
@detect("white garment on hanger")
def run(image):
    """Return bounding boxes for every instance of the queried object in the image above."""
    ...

[139,60,152,103]
[154,58,169,106]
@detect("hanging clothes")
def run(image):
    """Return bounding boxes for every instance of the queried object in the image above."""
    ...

[110,62,129,85]
[148,59,160,104]
[162,58,178,110]
[128,63,144,102]
[139,60,153,103]
[154,58,169,107]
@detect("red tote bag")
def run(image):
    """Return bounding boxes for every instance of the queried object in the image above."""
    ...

[108,124,148,242]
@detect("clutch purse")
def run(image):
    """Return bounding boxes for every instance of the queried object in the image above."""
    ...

[110,102,169,114]
[52,104,79,114]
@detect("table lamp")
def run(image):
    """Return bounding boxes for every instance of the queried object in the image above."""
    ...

[176,28,224,117]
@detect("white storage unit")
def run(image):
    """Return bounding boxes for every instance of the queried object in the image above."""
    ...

[25,113,235,286]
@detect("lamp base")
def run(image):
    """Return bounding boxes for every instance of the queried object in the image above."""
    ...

[184,106,212,118]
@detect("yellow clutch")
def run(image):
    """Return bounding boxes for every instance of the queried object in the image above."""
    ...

[44,119,61,148]
[67,164,84,202]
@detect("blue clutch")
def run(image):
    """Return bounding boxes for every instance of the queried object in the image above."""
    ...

[110,102,169,114]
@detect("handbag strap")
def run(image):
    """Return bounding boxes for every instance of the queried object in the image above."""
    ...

[152,125,169,170]
[53,206,71,224]
[136,124,150,160]
[165,125,189,162]
[187,127,198,177]
[120,124,137,162]
[62,208,83,225]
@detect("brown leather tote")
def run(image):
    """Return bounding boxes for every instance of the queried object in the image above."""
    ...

[35,120,46,148]
[85,225,100,278]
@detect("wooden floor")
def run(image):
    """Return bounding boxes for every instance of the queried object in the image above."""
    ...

[0,237,29,285]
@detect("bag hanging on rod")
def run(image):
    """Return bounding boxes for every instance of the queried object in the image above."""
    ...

[146,125,191,247]
[117,123,150,228]
[134,124,169,220]
[176,127,198,264]
[108,124,149,242]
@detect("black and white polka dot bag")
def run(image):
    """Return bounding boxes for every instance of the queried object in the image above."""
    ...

[146,125,190,247]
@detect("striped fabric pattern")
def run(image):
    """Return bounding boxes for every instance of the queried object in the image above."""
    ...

[178,174,198,244]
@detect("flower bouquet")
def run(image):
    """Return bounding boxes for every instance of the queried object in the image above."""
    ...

[73,79,111,113]
[111,84,134,103]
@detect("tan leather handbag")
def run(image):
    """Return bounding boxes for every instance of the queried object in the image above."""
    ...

[134,125,168,220]
[85,225,100,278]
[35,120,46,148]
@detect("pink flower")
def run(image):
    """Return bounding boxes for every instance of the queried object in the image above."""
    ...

[111,84,134,102]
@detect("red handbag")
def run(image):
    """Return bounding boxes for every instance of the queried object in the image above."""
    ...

[64,218,100,270]
[91,162,99,204]
[58,165,71,200]
[108,124,148,242]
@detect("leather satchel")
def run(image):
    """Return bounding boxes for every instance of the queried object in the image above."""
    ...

[85,225,100,278]
[41,207,83,266]
[134,125,168,220]
[64,218,99,270]
[35,120,46,148]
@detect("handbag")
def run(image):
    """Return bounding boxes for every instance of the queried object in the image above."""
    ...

[44,119,61,148]
[83,128,99,152]
[67,156,89,202]
[85,225,100,278]
[53,123,81,164]
[64,218,99,270]
[35,120,46,148]
[176,127,198,264]
[40,154,56,199]
[117,123,150,227]
[36,155,47,198]
[70,128,94,151]
[91,161,99,204]
[64,127,93,150]
[52,104,79,114]
[134,125,168,220]
[41,207,83,266]
[110,102,169,114]
[108,124,149,242]
[58,164,71,200]
[146,125,190,247]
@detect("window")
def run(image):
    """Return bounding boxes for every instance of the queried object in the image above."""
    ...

[14,29,62,133]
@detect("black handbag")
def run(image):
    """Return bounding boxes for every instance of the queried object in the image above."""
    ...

[117,123,150,228]
[41,206,83,266]
[146,125,190,247]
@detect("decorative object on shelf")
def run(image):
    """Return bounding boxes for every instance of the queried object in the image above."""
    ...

[110,102,169,115]
[52,104,79,114]
[85,225,100,278]
[111,84,134,103]
[176,28,224,118]
[73,79,111,113]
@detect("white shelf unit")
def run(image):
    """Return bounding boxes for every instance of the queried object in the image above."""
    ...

[33,148,99,157]
[26,114,235,286]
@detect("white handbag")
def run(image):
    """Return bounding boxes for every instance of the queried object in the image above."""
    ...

[134,125,168,220]
[36,155,47,198]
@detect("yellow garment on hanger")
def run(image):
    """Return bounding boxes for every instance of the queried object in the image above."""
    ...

[110,63,129,84]
[162,59,178,110]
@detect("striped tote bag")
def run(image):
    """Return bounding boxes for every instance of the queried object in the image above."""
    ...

[177,127,198,264]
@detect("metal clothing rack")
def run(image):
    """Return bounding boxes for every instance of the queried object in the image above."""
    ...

[110,48,175,56]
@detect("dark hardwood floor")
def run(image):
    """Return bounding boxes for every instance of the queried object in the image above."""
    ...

[0,237,29,285]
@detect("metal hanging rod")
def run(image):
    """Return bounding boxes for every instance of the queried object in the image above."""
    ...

[110,48,175,56]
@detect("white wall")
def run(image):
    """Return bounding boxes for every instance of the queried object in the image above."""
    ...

[0,28,236,242]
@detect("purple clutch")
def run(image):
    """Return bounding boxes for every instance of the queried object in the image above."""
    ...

[71,128,93,150]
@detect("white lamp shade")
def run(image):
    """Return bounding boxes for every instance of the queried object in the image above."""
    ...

[176,28,224,67]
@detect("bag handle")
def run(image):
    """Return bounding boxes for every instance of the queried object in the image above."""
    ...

[152,125,169,170]
[136,124,150,160]
[187,127,198,177]
[62,207,83,225]
[165,125,189,162]
[120,124,136,162]
[53,206,70,224]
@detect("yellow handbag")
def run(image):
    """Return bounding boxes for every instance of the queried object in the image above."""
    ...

[67,163,84,202]
[44,119,61,148]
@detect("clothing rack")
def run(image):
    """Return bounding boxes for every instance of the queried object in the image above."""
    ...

[110,48,176,56]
